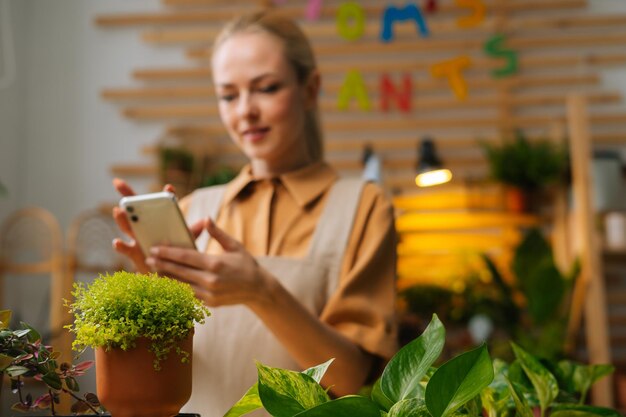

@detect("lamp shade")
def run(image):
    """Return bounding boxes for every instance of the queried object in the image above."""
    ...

[415,138,452,187]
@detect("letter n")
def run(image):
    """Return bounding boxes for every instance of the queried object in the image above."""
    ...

[380,73,412,113]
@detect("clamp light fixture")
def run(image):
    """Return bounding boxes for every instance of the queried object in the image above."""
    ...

[415,137,452,187]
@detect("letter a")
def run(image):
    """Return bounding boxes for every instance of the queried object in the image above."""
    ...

[337,70,371,111]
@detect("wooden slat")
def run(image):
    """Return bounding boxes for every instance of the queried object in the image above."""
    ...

[118,91,620,120]
[567,94,613,407]
[142,14,626,44]
[163,112,626,137]
[396,212,538,233]
[128,53,626,80]
[96,0,586,26]
[109,73,601,101]
[186,31,626,60]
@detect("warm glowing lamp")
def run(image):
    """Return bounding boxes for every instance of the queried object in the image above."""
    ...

[415,138,452,187]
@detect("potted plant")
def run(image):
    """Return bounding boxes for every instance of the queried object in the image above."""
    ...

[1,309,102,416]
[65,271,210,417]
[481,129,568,213]
[223,314,619,417]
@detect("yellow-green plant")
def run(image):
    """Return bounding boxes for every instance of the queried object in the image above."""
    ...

[65,271,210,370]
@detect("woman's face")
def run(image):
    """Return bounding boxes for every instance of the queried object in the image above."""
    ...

[212,30,317,175]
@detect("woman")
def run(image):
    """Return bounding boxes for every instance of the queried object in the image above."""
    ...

[113,10,397,417]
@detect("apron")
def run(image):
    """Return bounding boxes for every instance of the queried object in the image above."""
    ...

[181,177,365,417]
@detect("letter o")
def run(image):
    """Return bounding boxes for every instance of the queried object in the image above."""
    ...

[336,2,365,41]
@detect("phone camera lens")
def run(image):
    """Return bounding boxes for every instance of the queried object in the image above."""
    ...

[130,215,139,223]
[126,206,134,213]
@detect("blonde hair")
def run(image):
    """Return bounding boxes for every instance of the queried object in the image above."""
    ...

[212,11,324,162]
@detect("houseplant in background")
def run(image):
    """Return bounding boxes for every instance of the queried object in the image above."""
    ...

[481,129,568,213]
[0,309,102,415]
[223,314,619,417]
[65,271,210,417]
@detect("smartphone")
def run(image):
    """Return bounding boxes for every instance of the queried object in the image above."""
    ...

[119,191,196,257]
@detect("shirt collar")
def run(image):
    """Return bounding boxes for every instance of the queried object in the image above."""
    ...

[223,162,338,208]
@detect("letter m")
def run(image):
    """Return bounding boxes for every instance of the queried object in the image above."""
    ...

[380,3,429,42]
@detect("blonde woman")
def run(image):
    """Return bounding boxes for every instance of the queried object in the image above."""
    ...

[113,11,397,417]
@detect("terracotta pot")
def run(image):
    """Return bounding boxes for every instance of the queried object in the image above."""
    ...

[504,186,529,213]
[95,332,193,417]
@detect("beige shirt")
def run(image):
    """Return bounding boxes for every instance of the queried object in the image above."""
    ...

[180,161,398,360]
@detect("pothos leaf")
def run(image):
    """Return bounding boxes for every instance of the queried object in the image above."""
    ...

[388,397,430,417]
[294,395,381,417]
[224,383,262,417]
[256,362,329,417]
[425,343,494,417]
[381,314,445,402]
[302,359,334,384]
[511,343,558,416]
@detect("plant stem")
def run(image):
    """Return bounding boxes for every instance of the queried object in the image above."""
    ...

[49,388,56,415]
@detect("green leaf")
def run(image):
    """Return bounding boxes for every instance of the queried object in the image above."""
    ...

[551,404,623,417]
[65,376,80,392]
[20,322,41,343]
[524,260,565,324]
[0,310,11,329]
[371,378,395,411]
[506,379,533,417]
[511,343,558,416]
[382,314,445,402]
[0,353,15,371]
[425,343,494,417]
[256,362,329,417]
[42,371,62,390]
[294,396,381,417]
[224,383,262,417]
[388,398,430,417]
[5,365,29,377]
[302,359,334,384]
[573,364,614,404]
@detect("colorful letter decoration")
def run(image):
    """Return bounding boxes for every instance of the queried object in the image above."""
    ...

[305,0,323,21]
[455,0,486,28]
[380,73,412,113]
[337,70,371,111]
[380,4,429,42]
[431,56,472,100]
[425,0,438,13]
[484,34,518,78]
[336,2,365,41]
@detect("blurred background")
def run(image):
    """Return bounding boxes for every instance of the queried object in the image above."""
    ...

[1,0,626,414]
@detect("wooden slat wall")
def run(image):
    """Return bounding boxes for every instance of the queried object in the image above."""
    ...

[97,0,626,195]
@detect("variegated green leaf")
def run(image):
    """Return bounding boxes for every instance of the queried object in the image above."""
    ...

[511,343,558,416]
[573,364,614,404]
[388,398,430,417]
[551,404,623,417]
[382,314,445,402]
[425,343,494,417]
[371,378,395,411]
[302,359,334,384]
[257,362,329,417]
[224,383,262,417]
[294,395,381,417]
[506,379,533,417]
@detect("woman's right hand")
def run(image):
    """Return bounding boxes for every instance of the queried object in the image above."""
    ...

[111,178,203,273]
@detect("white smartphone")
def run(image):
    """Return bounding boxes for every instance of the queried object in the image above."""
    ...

[119,191,196,258]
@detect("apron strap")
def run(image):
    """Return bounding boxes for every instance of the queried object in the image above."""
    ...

[185,185,227,252]
[307,177,366,296]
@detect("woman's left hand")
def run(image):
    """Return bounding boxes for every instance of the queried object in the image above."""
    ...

[146,218,271,307]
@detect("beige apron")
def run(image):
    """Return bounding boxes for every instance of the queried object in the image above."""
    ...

[181,177,365,417]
